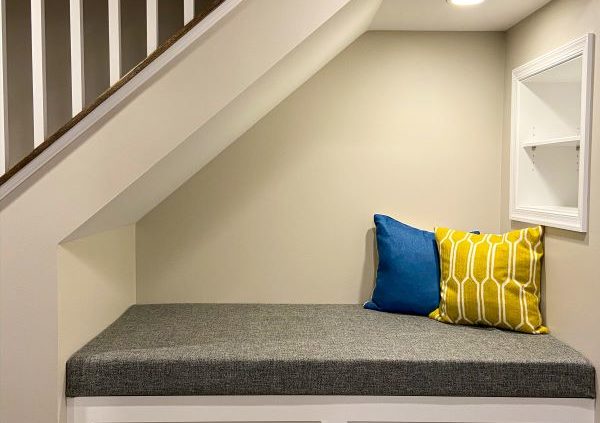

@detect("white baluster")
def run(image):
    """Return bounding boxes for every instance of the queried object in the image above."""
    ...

[69,0,84,115]
[146,0,158,54]
[0,0,7,173]
[31,0,47,146]
[184,0,194,24]
[108,0,121,85]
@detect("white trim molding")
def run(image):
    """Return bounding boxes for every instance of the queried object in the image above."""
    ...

[66,395,595,423]
[0,0,243,203]
[509,33,595,232]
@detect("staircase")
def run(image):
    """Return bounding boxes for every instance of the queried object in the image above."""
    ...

[0,0,224,187]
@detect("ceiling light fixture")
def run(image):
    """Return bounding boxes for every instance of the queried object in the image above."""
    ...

[447,0,486,6]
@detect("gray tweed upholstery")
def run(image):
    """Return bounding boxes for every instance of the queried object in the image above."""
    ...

[66,304,595,398]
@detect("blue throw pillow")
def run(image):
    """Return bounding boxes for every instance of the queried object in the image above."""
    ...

[365,215,479,316]
[364,215,440,316]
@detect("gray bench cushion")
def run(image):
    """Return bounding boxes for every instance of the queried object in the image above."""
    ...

[66,304,595,398]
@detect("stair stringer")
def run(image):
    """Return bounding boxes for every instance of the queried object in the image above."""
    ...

[69,0,381,241]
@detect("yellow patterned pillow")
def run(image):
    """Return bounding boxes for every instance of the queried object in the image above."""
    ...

[429,226,547,334]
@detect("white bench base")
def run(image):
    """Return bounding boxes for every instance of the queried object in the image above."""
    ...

[66,395,595,423]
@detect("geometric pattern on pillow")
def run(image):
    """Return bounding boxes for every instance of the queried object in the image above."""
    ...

[429,226,548,334]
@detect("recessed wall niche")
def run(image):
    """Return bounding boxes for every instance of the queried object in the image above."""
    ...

[510,34,595,232]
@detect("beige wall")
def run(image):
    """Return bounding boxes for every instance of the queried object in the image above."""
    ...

[6,0,34,167]
[57,224,136,422]
[45,0,72,136]
[136,31,506,304]
[502,0,600,419]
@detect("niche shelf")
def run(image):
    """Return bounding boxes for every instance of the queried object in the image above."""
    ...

[510,34,594,232]
[520,135,580,148]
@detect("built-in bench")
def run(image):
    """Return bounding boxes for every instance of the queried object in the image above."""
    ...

[66,304,596,423]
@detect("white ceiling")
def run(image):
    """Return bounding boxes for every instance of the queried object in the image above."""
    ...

[370,0,553,31]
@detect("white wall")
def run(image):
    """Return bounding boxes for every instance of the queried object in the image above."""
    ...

[501,0,600,419]
[57,224,136,423]
[136,31,506,304]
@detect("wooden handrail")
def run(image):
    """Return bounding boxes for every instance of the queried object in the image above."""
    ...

[0,0,226,187]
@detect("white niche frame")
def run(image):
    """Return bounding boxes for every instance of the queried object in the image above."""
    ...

[510,33,595,232]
